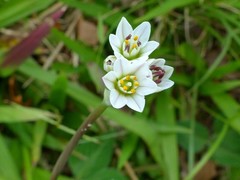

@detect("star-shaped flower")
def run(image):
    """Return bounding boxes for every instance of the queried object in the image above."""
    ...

[102,58,157,112]
[109,17,159,61]
[147,58,174,92]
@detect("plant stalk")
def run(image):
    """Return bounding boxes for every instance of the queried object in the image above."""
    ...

[51,103,108,180]
[185,123,228,180]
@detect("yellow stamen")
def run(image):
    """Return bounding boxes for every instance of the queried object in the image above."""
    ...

[134,81,139,86]
[132,43,137,49]
[132,76,137,80]
[133,36,138,41]
[123,86,128,91]
[126,75,130,80]
[120,79,124,85]
[125,40,129,45]
[131,89,136,93]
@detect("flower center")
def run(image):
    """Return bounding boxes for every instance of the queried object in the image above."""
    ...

[117,75,139,94]
[122,34,142,59]
[150,65,165,84]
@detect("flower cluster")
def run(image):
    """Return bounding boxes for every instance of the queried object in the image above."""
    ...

[102,17,174,112]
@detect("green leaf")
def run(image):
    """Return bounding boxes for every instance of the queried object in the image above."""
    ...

[49,74,68,110]
[177,43,206,73]
[178,121,208,153]
[33,168,74,180]
[69,140,114,179]
[0,135,21,180]
[0,104,59,123]
[211,60,240,79]
[32,121,47,165]
[212,93,240,133]
[87,168,127,180]
[154,91,179,180]
[135,0,198,23]
[117,133,138,169]
[22,146,32,180]
[213,123,240,167]
[200,80,240,95]
[0,0,55,28]
[211,93,239,118]
[60,0,133,25]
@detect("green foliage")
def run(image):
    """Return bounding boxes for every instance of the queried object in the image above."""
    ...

[0,0,55,28]
[0,135,21,180]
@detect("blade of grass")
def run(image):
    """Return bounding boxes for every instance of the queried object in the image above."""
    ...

[155,91,179,180]
[192,35,231,89]
[0,0,55,28]
[135,0,198,23]
[0,134,21,180]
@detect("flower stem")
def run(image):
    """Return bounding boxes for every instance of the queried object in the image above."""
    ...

[51,103,108,180]
[184,123,229,180]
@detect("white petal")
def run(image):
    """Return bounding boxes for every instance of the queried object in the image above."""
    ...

[137,78,157,95]
[156,80,174,92]
[151,58,166,66]
[134,62,151,79]
[116,17,133,40]
[113,58,124,76]
[126,94,145,112]
[141,41,159,56]
[102,71,117,90]
[114,51,124,59]
[133,22,151,46]
[146,58,155,65]
[113,58,135,76]
[163,66,174,80]
[109,34,121,53]
[110,90,127,109]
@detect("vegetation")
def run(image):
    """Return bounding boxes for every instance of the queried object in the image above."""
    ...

[0,0,240,179]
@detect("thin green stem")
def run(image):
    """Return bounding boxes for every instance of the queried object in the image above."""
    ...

[192,35,231,90]
[185,123,229,180]
[51,103,108,180]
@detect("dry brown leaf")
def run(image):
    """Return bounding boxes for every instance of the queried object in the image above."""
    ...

[194,161,217,180]
[77,17,98,46]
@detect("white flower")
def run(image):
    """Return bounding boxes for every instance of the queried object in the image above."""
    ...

[147,58,174,92]
[103,55,116,72]
[102,58,157,112]
[109,17,159,61]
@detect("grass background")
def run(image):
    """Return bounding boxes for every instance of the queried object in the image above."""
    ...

[1,0,240,179]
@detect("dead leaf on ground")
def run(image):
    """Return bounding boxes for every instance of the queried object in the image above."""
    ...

[195,161,217,180]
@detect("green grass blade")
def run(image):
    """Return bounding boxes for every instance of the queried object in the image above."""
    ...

[0,0,55,28]
[0,135,21,180]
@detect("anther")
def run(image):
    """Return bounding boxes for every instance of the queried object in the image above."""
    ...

[125,45,130,52]
[126,75,130,80]
[125,34,132,40]
[131,89,136,93]
[133,36,138,41]
[132,76,137,80]
[137,41,141,46]
[120,79,124,85]
[107,60,112,65]
[123,86,128,91]
[134,81,139,86]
